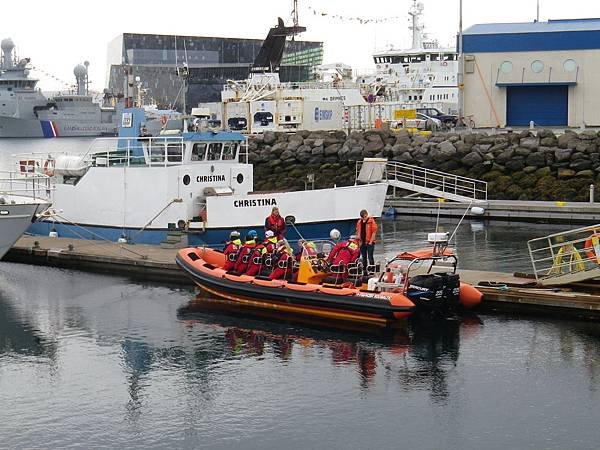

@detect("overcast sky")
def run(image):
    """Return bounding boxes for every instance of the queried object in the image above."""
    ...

[4,0,600,92]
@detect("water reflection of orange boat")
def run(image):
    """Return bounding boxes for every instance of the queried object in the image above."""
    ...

[177,298,483,389]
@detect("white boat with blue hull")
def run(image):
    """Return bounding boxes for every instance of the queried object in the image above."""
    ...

[19,109,388,246]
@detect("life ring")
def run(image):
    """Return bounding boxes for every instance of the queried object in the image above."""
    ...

[441,61,448,67]
[584,233,600,263]
[43,159,55,177]
[160,115,168,125]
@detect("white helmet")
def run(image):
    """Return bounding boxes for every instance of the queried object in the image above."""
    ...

[330,228,341,241]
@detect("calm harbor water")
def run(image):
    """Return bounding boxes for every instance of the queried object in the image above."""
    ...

[2,219,600,449]
[2,138,600,448]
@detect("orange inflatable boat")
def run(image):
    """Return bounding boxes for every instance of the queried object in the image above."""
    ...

[176,247,415,328]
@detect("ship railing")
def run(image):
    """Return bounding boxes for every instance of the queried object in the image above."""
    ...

[528,224,600,285]
[84,136,187,168]
[0,170,52,201]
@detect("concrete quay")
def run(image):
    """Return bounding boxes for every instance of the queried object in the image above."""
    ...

[385,199,600,224]
[5,235,600,320]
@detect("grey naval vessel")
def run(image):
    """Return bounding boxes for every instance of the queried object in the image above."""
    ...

[0,38,119,138]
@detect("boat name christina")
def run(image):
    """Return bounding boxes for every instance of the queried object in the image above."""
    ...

[234,198,278,208]
[196,175,226,183]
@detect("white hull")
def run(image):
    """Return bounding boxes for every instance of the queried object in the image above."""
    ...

[0,202,45,259]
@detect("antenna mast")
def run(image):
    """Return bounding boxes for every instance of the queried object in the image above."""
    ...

[292,0,299,27]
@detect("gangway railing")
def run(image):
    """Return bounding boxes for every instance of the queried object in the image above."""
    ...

[528,224,600,286]
[356,160,487,202]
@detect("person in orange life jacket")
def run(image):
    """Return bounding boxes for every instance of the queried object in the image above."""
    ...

[327,236,360,276]
[234,230,257,274]
[356,209,378,273]
[269,240,294,280]
[223,230,242,271]
[265,206,286,239]
[245,230,278,276]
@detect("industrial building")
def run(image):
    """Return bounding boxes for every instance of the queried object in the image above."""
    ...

[106,32,323,110]
[462,18,600,128]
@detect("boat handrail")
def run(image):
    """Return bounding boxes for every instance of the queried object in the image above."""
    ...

[0,170,52,201]
[527,224,600,285]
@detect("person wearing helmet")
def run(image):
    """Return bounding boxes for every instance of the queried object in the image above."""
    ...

[330,228,341,242]
[356,209,378,274]
[269,240,294,280]
[223,231,242,271]
[265,206,286,239]
[245,230,278,276]
[234,232,257,274]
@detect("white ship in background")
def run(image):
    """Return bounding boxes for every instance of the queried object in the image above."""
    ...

[0,38,119,138]
[358,0,459,114]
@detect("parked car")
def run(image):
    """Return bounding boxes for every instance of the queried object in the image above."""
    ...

[415,113,442,131]
[417,108,458,128]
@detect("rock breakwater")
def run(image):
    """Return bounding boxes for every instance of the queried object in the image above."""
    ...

[249,129,600,202]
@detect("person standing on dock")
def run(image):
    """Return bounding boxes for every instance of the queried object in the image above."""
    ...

[356,209,378,274]
[265,207,286,239]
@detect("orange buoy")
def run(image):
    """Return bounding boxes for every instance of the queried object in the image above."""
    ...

[459,283,483,309]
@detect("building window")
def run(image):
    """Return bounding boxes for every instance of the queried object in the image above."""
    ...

[564,59,577,72]
[531,60,545,73]
[500,61,513,74]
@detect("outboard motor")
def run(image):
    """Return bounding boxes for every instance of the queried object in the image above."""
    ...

[407,272,460,316]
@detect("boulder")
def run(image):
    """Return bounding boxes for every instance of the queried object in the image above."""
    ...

[324,143,342,156]
[496,148,515,164]
[505,157,525,172]
[461,151,483,167]
[311,146,324,156]
[364,139,385,153]
[515,147,532,157]
[263,131,277,145]
[279,150,295,161]
[438,140,457,157]
[525,152,546,167]
[555,148,572,163]
[519,137,539,149]
[558,168,576,178]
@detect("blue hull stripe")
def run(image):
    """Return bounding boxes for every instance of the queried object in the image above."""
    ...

[27,220,358,247]
[40,121,56,138]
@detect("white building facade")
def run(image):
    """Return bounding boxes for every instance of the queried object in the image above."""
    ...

[463,19,600,128]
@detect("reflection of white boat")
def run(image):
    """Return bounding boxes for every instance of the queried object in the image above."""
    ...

[0,171,51,259]
[19,108,387,247]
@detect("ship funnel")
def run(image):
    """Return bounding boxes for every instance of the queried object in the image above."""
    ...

[73,62,88,95]
[1,38,15,69]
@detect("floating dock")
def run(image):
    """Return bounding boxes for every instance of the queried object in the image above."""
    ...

[4,235,600,320]
[385,199,600,224]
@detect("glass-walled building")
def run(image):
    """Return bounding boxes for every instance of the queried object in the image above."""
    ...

[107,33,324,110]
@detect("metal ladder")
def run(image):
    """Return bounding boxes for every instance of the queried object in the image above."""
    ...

[528,224,600,286]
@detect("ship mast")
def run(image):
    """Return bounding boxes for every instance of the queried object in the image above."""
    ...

[408,0,425,50]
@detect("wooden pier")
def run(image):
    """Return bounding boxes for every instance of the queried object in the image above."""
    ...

[4,235,600,320]
[385,199,600,224]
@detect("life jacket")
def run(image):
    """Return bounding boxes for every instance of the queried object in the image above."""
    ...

[223,239,242,262]
[356,216,378,244]
[238,240,256,263]
[329,241,360,265]
[265,214,286,236]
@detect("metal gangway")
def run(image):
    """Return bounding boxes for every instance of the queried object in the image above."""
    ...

[356,159,488,203]
[528,224,600,286]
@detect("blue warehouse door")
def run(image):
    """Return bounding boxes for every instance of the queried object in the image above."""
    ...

[506,85,568,126]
